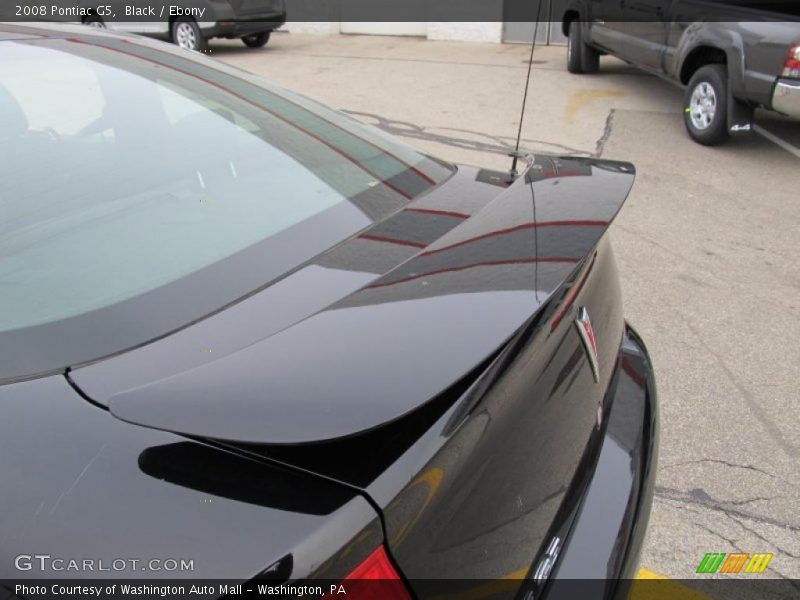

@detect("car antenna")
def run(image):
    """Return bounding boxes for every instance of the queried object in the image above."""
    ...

[509,3,543,180]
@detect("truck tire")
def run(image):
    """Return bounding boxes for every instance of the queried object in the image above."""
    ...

[567,21,599,74]
[684,65,729,146]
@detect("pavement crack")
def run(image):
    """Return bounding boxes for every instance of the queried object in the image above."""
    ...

[592,109,615,157]
[655,485,800,533]
[723,495,784,507]
[726,514,800,559]
[691,520,744,552]
[655,495,704,515]
[662,458,788,482]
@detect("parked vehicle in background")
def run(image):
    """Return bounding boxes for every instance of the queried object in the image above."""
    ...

[76,0,286,51]
[561,0,800,145]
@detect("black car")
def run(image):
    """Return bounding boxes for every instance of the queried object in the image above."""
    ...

[0,23,657,599]
[66,0,286,51]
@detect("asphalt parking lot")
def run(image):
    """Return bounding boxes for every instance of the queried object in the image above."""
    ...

[207,33,800,584]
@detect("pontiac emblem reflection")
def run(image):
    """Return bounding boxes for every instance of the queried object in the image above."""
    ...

[574,306,600,383]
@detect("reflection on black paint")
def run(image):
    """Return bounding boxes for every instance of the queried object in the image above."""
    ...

[241,349,501,488]
[139,442,353,515]
[74,156,635,446]
[252,554,294,583]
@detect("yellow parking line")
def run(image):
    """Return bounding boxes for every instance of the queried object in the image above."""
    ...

[563,89,626,122]
[630,569,715,600]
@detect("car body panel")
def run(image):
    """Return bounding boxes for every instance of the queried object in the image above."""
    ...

[773,77,800,117]
[65,165,502,403]
[243,236,655,596]
[388,323,657,599]
[0,375,382,580]
[125,161,639,591]
[72,157,635,445]
[543,325,657,600]
[371,235,628,587]
[622,1,671,70]
[1,24,657,590]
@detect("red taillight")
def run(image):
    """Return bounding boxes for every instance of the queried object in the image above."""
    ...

[324,545,412,600]
[783,42,800,79]
[345,545,403,580]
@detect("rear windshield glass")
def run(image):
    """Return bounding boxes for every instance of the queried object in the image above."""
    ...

[0,35,451,336]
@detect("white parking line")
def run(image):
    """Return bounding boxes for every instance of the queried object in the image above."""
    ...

[754,124,800,159]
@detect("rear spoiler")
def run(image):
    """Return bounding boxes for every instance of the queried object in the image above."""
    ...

[104,156,636,444]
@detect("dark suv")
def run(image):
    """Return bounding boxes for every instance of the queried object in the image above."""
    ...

[79,0,286,51]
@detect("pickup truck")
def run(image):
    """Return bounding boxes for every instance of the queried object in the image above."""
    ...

[561,1,800,145]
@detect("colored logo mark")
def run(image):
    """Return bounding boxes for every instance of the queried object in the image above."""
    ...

[696,552,773,574]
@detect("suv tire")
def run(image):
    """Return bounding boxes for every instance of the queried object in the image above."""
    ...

[172,17,208,52]
[242,32,271,48]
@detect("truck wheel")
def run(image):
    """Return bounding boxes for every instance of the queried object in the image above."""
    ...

[172,17,208,52]
[567,21,599,74]
[684,65,729,146]
[242,32,271,48]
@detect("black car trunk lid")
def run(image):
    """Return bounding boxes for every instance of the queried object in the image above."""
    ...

[70,156,635,446]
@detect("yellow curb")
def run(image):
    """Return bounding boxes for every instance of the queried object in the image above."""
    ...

[630,568,715,600]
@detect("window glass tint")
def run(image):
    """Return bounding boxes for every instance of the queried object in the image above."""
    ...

[0,38,452,335]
